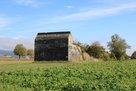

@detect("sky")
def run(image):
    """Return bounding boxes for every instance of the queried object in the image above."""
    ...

[0,0,136,55]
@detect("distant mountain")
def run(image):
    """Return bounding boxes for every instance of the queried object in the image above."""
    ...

[0,49,15,57]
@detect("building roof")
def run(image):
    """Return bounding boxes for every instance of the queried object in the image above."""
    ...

[35,31,71,40]
[38,31,71,35]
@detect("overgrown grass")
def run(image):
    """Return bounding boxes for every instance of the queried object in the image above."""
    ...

[0,58,136,91]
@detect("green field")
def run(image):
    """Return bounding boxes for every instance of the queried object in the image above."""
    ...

[0,60,136,91]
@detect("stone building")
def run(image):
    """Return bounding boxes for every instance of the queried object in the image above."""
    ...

[34,31,83,61]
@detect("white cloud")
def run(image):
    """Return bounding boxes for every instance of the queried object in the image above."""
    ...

[66,5,74,9]
[14,0,45,7]
[45,3,136,24]
[0,37,34,50]
[0,17,11,27]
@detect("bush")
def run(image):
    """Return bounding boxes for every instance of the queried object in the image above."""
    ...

[86,42,110,61]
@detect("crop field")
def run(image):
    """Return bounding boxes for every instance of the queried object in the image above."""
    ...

[0,59,136,91]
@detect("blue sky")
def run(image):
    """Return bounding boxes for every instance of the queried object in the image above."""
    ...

[0,0,136,55]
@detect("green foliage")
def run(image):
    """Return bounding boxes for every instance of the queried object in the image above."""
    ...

[131,51,136,59]
[86,42,104,58]
[86,42,110,61]
[74,41,110,61]
[108,34,130,60]
[27,49,34,58]
[0,61,136,91]
[102,52,111,61]
[14,44,27,59]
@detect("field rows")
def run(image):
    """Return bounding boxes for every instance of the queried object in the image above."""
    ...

[0,61,136,91]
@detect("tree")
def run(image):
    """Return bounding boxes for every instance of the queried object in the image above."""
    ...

[86,42,104,58]
[86,41,110,61]
[14,44,27,59]
[27,49,34,58]
[131,51,136,59]
[107,34,130,60]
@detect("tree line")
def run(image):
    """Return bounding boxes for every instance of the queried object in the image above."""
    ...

[14,44,34,59]
[13,34,136,61]
[76,34,135,61]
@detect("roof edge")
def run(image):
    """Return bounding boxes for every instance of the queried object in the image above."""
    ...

[38,31,71,35]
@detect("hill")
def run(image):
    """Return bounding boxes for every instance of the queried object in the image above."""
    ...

[0,49,14,57]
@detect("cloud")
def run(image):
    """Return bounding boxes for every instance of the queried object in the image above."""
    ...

[0,37,34,50]
[0,17,12,27]
[45,3,136,24]
[66,5,74,9]
[14,0,46,7]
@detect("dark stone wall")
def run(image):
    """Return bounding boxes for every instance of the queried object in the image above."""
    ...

[35,38,68,61]
[35,31,84,61]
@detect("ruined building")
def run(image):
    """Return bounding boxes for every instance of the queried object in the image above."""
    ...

[35,31,83,61]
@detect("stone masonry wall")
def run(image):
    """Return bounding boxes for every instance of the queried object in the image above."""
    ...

[35,32,83,61]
